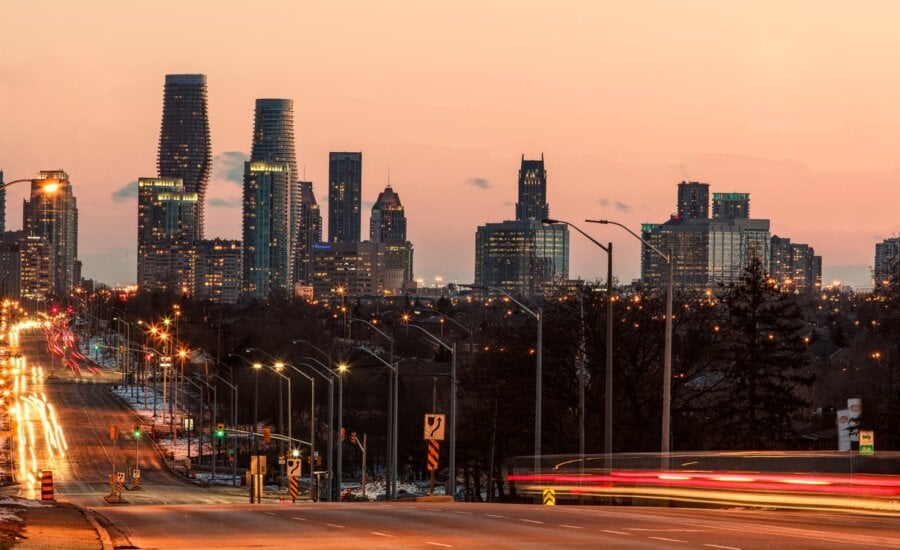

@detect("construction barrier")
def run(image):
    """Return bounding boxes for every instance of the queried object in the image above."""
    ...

[40,471,54,501]
[289,476,299,503]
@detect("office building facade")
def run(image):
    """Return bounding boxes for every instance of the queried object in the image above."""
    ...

[328,152,362,243]
[516,155,548,221]
[137,177,199,294]
[23,170,78,296]
[712,192,750,220]
[474,155,568,296]
[874,237,900,288]
[642,184,769,289]
[242,161,293,298]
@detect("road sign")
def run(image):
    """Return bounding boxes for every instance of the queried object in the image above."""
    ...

[289,476,299,502]
[424,413,446,441]
[132,469,141,480]
[427,440,440,471]
[543,489,556,506]
[183,417,194,430]
[287,458,302,477]
[860,430,875,456]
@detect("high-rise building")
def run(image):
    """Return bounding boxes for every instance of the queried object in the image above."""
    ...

[712,192,750,219]
[475,220,569,296]
[23,170,78,296]
[295,181,323,284]
[474,155,568,296]
[0,170,6,233]
[516,155,548,221]
[370,185,413,285]
[677,181,710,220]
[874,236,900,288]
[328,152,362,243]
[642,184,768,289]
[370,185,406,243]
[242,161,293,298]
[195,239,242,304]
[0,240,20,299]
[157,74,211,241]
[137,178,199,294]
[770,236,821,291]
[18,235,52,299]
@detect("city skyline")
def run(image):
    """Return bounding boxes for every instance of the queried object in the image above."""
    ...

[3,2,899,288]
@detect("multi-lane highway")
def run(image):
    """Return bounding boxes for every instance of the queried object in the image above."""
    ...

[96,501,900,549]
[11,327,900,549]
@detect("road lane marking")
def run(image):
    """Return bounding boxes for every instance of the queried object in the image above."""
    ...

[559,524,583,529]
[326,523,345,529]
[371,532,395,538]
[265,512,276,516]
[424,543,452,548]
[291,517,308,521]
[426,508,442,512]
[602,530,630,535]
[453,510,472,515]
[704,545,742,550]
[519,519,544,524]
[648,537,687,543]
[486,514,508,519]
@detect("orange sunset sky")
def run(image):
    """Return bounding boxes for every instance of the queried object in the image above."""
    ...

[1,1,897,288]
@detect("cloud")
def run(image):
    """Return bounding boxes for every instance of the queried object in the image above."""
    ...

[465,178,491,189]
[208,197,242,208]
[596,197,632,213]
[212,151,249,185]
[112,180,138,202]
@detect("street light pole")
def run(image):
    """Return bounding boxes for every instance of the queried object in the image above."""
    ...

[353,343,399,500]
[587,218,673,469]
[401,322,457,497]
[462,285,542,476]
[544,218,615,469]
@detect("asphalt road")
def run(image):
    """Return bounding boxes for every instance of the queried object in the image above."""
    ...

[14,329,900,549]
[96,501,900,549]
[17,330,244,507]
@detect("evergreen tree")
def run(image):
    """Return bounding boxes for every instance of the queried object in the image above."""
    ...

[712,257,814,449]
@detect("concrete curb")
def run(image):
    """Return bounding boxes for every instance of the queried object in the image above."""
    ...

[80,508,114,550]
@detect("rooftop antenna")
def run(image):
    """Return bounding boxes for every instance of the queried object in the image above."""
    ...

[387,166,391,187]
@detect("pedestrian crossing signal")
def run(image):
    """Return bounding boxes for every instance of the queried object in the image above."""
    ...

[263,428,271,444]
[340,427,346,441]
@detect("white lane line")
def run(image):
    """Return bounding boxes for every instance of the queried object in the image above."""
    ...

[704,545,742,550]
[648,536,687,543]
[325,523,346,529]
[486,514,508,519]
[424,542,452,548]
[454,510,472,515]
[519,519,544,524]
[559,524,583,529]
[265,512,276,516]
[291,517,308,521]
[371,532,395,538]
[426,508,442,512]
[603,530,631,535]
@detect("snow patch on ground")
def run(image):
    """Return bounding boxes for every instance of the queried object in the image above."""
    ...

[0,497,50,508]
[0,509,23,523]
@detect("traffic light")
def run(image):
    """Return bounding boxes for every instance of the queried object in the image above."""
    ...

[133,425,141,439]
[215,423,225,439]
[263,428,271,444]
[350,431,357,445]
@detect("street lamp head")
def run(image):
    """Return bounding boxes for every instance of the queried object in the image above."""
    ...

[252,362,263,370]
[585,219,610,224]
[337,363,349,373]
[274,362,285,371]
[541,218,562,225]
[41,181,60,194]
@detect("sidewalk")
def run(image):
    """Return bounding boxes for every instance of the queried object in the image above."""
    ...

[0,493,108,550]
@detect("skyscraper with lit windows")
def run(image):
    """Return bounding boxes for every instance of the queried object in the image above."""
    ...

[328,152,362,244]
[23,170,79,296]
[157,74,211,241]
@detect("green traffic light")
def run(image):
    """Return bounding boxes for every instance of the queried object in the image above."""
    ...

[215,428,225,439]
